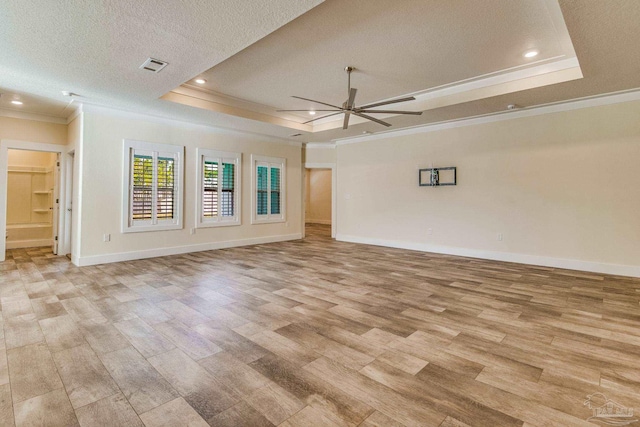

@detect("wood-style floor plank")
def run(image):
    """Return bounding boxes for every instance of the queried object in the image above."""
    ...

[2,225,640,426]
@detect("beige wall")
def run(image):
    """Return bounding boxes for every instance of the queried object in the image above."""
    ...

[0,116,67,145]
[67,115,83,260]
[6,150,56,225]
[305,145,336,164]
[337,100,640,275]
[305,168,331,224]
[78,108,302,262]
[8,150,57,168]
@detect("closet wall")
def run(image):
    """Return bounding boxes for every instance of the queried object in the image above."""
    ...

[6,149,57,249]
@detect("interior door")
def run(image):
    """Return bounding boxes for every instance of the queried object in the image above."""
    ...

[52,154,60,254]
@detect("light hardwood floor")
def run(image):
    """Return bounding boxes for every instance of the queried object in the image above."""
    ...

[1,224,639,426]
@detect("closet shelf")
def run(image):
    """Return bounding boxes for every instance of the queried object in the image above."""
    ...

[32,209,51,213]
[7,223,52,229]
[33,190,52,195]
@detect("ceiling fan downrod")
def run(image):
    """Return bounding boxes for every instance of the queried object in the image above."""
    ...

[345,66,355,100]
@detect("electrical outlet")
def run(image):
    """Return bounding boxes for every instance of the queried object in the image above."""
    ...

[497,233,503,241]
[190,228,196,235]
[285,222,289,227]
[103,233,110,242]
[427,228,433,236]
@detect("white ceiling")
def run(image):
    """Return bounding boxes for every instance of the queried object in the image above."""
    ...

[193,0,572,114]
[0,0,323,120]
[1,0,640,143]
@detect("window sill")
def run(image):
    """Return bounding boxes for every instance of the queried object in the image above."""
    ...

[196,220,241,229]
[251,217,286,225]
[122,223,182,233]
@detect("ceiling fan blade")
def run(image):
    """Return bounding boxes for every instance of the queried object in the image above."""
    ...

[277,109,341,112]
[343,112,351,129]
[346,88,357,109]
[291,96,343,110]
[358,110,422,115]
[303,112,343,124]
[354,112,392,127]
[358,96,416,110]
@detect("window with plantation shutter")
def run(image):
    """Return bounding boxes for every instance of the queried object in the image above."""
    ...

[196,149,241,228]
[251,155,285,224]
[123,140,183,233]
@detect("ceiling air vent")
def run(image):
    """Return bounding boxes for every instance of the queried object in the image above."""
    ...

[139,58,168,73]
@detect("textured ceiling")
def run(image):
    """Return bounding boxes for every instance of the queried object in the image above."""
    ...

[0,0,323,118]
[1,0,639,143]
[194,0,570,114]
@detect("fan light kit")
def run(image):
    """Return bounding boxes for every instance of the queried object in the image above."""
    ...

[277,66,422,130]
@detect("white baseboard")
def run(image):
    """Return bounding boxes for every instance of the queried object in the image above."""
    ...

[336,234,640,278]
[75,233,302,267]
[6,239,52,249]
[305,219,331,225]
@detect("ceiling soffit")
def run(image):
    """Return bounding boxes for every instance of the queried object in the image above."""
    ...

[164,0,581,133]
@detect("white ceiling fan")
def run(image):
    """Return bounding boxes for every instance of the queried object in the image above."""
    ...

[277,66,423,129]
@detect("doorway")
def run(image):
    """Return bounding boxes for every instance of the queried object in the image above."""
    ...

[305,166,335,238]
[0,140,67,262]
[5,149,59,252]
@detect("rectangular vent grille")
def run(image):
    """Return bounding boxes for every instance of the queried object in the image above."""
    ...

[139,58,168,73]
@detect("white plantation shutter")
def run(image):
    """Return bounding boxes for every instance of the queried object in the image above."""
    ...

[123,140,183,233]
[202,161,219,218]
[132,153,153,220]
[252,155,285,224]
[196,149,241,228]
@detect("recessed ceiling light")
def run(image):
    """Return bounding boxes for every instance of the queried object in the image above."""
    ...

[195,78,206,84]
[11,100,23,105]
[524,50,539,58]
[308,111,316,115]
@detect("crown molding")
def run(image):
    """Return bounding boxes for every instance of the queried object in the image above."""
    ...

[0,108,67,124]
[79,103,303,147]
[333,88,640,146]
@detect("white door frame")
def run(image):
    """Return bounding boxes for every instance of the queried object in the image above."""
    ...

[304,162,336,238]
[0,140,67,262]
[62,150,75,256]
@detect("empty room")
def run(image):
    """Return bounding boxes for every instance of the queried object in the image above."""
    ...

[1,1,639,426]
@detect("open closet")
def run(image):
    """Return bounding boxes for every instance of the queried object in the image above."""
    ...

[6,149,58,250]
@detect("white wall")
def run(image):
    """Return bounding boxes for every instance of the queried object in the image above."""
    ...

[76,107,302,265]
[305,168,331,224]
[336,100,640,277]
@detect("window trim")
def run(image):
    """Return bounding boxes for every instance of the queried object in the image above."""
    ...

[122,139,183,233]
[251,154,286,224]
[195,148,241,228]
